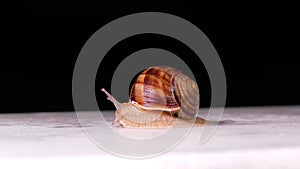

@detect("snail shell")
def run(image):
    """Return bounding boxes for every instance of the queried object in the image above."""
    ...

[102,66,206,128]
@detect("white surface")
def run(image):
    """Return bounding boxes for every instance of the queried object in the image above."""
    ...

[1,106,300,169]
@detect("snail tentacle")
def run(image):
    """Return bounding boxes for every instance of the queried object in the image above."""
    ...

[101,88,123,111]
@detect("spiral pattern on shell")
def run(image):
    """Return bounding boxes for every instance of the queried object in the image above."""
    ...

[129,66,199,119]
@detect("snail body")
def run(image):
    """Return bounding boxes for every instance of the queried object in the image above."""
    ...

[102,66,206,128]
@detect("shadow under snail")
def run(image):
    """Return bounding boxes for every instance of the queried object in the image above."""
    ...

[102,66,207,128]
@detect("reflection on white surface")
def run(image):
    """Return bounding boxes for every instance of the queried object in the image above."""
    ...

[1,106,300,168]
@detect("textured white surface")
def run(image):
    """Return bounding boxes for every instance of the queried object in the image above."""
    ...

[1,106,300,169]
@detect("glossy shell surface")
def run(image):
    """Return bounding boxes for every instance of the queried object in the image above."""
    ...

[129,66,199,119]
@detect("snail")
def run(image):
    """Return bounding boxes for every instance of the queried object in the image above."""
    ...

[101,66,206,128]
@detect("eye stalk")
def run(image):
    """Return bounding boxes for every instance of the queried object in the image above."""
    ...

[101,88,122,111]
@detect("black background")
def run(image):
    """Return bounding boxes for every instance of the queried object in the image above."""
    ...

[1,2,299,113]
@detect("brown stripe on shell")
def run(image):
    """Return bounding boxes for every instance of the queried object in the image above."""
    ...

[171,77,181,107]
[129,84,136,102]
[130,66,199,119]
[130,67,180,110]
